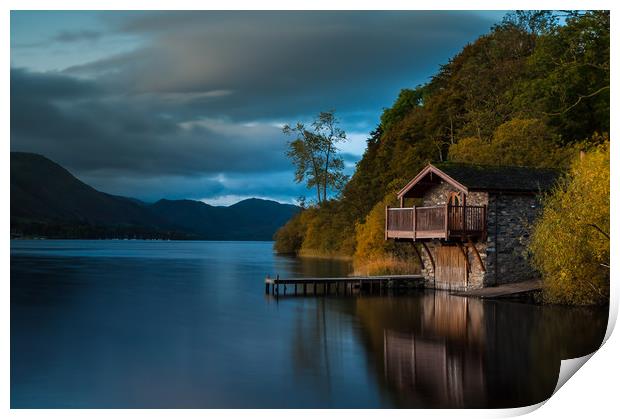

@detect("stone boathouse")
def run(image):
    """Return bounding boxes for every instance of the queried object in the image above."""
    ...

[385,163,559,291]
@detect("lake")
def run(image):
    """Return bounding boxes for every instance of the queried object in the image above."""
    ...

[10,240,607,408]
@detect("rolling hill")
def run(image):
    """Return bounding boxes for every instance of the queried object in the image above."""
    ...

[10,152,299,240]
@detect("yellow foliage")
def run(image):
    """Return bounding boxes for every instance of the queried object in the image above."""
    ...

[529,141,609,305]
[273,202,357,258]
[447,136,489,164]
[449,118,576,168]
[353,256,420,276]
[353,196,393,262]
[353,192,420,276]
[273,209,309,254]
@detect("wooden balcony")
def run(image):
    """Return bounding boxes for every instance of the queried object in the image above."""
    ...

[385,205,487,241]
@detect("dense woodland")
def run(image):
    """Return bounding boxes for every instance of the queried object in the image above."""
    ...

[274,11,610,304]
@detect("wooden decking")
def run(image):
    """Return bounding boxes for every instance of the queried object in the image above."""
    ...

[264,275,542,300]
[385,204,486,241]
[265,274,424,297]
[451,279,543,299]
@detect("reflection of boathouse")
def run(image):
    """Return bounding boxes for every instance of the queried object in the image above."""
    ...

[383,330,485,407]
[285,283,606,408]
[385,163,558,290]
[378,293,486,407]
[277,255,607,408]
[353,291,606,408]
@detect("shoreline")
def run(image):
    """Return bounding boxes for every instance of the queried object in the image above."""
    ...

[10,237,277,243]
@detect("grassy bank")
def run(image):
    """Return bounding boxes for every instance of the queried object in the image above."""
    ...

[297,249,353,261]
[353,256,421,276]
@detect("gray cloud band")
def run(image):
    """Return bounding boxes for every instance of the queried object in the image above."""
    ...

[11,11,497,201]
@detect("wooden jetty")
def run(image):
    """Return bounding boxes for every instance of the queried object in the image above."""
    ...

[265,274,424,297]
[451,279,543,299]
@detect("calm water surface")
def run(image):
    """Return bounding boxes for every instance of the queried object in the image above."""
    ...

[11,240,607,408]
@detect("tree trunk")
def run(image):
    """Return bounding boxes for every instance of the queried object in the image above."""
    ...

[310,154,322,204]
[323,145,331,202]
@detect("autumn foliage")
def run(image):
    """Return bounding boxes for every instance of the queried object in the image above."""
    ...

[274,12,610,299]
[448,119,577,168]
[529,141,609,305]
[352,188,422,275]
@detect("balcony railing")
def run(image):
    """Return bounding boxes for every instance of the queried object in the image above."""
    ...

[385,204,487,241]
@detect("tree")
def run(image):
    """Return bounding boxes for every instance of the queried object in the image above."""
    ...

[448,118,576,168]
[353,181,420,275]
[514,11,610,141]
[529,140,609,305]
[498,10,558,35]
[283,111,348,204]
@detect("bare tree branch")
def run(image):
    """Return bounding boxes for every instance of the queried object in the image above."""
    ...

[544,85,609,116]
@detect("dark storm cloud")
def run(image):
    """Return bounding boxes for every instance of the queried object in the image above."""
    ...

[14,29,103,49]
[65,11,497,122]
[11,67,100,99]
[11,11,501,202]
[53,29,102,43]
[11,68,291,178]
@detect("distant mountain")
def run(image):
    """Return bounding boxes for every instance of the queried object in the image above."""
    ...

[10,152,299,240]
[11,152,172,238]
[149,198,299,240]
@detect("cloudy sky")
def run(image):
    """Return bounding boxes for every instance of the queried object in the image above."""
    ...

[11,11,505,205]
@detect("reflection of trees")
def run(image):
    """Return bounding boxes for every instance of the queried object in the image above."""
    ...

[289,297,357,406]
[275,254,355,405]
[273,254,352,279]
[355,292,607,408]
[277,254,354,404]
[291,299,331,393]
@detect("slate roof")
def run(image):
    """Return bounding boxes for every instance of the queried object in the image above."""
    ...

[433,163,561,192]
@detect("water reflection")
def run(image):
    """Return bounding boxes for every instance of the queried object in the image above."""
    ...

[274,254,353,278]
[11,241,607,408]
[353,292,607,408]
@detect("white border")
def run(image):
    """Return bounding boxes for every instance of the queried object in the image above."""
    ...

[3,1,617,418]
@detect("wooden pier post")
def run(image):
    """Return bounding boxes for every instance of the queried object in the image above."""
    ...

[264,274,424,299]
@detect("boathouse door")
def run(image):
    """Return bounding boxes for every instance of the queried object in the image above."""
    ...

[435,246,467,289]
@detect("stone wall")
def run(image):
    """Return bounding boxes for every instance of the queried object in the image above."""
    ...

[417,181,489,290]
[418,240,436,287]
[484,193,541,286]
[415,180,540,289]
[421,182,454,206]
[420,181,488,207]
